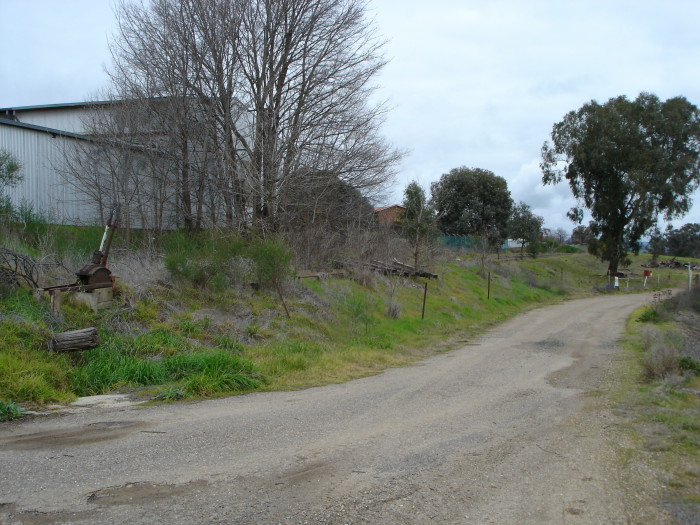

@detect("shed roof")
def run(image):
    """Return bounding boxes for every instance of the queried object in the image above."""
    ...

[0,101,113,113]
[0,117,88,140]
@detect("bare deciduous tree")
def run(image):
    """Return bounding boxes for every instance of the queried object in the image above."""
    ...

[92,0,399,235]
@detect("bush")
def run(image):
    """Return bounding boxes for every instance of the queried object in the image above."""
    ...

[342,289,377,333]
[162,230,247,288]
[637,307,661,323]
[555,244,581,254]
[248,236,293,288]
[0,399,24,421]
[641,330,686,380]
[0,200,50,250]
[71,347,169,395]
[679,356,700,375]
[386,300,402,319]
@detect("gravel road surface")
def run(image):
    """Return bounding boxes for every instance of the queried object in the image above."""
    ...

[0,292,663,524]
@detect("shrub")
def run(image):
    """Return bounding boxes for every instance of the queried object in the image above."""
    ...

[132,329,193,356]
[0,200,50,250]
[386,300,402,319]
[637,307,661,323]
[209,272,230,293]
[165,351,262,395]
[154,386,185,401]
[248,236,293,288]
[214,335,243,353]
[0,399,24,421]
[133,298,160,323]
[184,370,260,396]
[680,356,700,375]
[162,230,247,287]
[342,289,377,333]
[555,244,581,254]
[641,331,686,380]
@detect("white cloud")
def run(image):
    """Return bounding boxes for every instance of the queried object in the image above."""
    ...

[3,0,700,231]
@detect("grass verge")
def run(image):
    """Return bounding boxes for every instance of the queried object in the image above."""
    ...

[604,288,700,521]
[0,247,695,412]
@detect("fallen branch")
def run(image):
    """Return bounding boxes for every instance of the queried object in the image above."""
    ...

[50,328,99,352]
[0,248,39,289]
[367,259,438,279]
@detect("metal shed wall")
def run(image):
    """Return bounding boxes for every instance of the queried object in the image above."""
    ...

[9,107,94,134]
[0,123,98,224]
[1,104,100,134]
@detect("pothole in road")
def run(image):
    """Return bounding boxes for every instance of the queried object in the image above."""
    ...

[0,420,148,450]
[87,480,208,506]
[533,338,566,351]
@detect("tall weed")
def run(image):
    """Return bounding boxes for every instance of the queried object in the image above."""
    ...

[248,236,293,288]
[162,230,247,287]
[640,328,687,380]
[341,289,377,334]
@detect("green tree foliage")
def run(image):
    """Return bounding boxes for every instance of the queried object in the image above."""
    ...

[664,223,700,257]
[508,202,543,257]
[647,227,666,261]
[0,150,23,225]
[248,236,293,289]
[542,93,700,273]
[0,150,22,198]
[400,181,436,268]
[570,225,593,245]
[430,167,513,248]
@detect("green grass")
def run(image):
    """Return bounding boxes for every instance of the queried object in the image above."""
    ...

[71,346,262,397]
[1,237,696,414]
[605,299,700,516]
[239,256,599,390]
[0,317,74,404]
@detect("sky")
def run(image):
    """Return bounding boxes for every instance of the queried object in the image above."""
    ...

[2,0,700,232]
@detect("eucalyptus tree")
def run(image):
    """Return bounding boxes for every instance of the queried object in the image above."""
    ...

[664,223,700,258]
[542,93,700,274]
[570,225,593,245]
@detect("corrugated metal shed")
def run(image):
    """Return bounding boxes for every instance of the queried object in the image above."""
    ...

[1,102,112,134]
[0,109,98,224]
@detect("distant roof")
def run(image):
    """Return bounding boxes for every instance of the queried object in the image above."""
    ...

[374,205,405,212]
[0,101,114,113]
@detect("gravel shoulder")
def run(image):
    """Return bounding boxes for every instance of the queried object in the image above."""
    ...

[0,292,668,524]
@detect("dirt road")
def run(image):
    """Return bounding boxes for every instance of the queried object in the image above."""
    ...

[0,292,664,524]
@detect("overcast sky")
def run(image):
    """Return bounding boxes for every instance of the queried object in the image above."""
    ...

[2,0,700,232]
